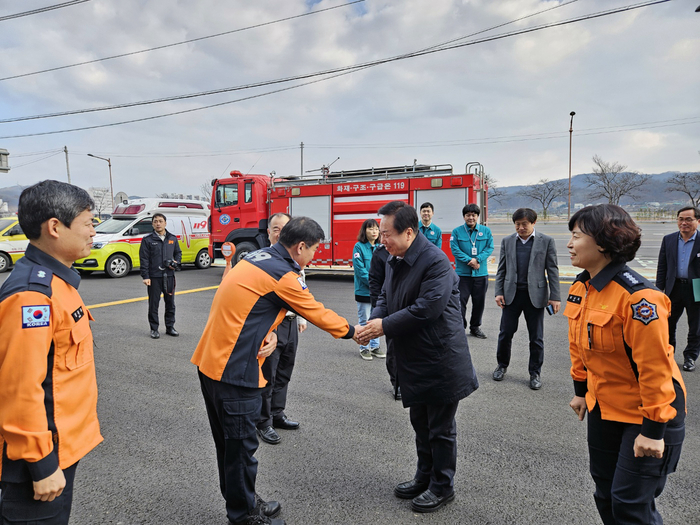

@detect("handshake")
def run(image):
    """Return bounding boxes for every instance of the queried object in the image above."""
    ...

[353,318,384,346]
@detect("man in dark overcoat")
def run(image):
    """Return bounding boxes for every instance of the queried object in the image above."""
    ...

[359,200,479,514]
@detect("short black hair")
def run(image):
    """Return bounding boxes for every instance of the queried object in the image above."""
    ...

[378,201,418,233]
[152,213,167,223]
[677,206,700,219]
[357,219,380,242]
[419,202,434,212]
[512,208,537,223]
[18,180,94,240]
[279,216,325,248]
[569,204,641,265]
[462,204,480,216]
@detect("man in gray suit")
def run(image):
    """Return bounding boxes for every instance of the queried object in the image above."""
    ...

[493,208,560,390]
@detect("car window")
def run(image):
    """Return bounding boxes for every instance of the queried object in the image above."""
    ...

[129,219,155,235]
[0,219,16,233]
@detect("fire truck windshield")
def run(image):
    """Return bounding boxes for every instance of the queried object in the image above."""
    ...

[216,184,238,207]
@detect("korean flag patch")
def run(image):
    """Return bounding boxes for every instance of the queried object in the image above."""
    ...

[631,298,659,325]
[297,276,308,290]
[22,305,51,328]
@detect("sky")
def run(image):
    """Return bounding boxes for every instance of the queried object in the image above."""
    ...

[0,0,698,198]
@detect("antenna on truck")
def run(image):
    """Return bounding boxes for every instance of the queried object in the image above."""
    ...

[306,157,340,176]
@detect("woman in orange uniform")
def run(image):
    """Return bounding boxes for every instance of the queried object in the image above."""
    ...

[564,204,685,524]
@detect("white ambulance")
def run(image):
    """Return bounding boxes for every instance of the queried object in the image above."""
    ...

[74,198,211,278]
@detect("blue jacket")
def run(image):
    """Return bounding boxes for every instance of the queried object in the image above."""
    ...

[419,222,442,248]
[353,241,376,299]
[450,223,494,277]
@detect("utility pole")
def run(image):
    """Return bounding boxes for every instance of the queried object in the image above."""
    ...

[64,146,71,184]
[567,111,576,220]
[300,141,304,177]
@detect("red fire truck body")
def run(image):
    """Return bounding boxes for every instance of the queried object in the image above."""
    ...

[208,163,487,266]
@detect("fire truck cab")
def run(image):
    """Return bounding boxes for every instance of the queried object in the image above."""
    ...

[209,163,487,266]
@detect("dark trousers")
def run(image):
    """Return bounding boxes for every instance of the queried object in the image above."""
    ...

[198,370,262,524]
[587,405,684,525]
[409,401,459,498]
[0,463,78,525]
[147,274,176,331]
[458,276,488,330]
[668,280,700,360]
[258,316,298,428]
[496,288,545,375]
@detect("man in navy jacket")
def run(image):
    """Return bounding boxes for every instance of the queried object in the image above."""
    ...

[361,201,478,515]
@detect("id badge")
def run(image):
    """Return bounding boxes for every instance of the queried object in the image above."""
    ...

[471,247,477,256]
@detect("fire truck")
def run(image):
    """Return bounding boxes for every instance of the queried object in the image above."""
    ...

[208,162,487,266]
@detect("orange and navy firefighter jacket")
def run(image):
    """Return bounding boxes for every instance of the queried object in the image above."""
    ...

[0,244,102,483]
[564,262,686,439]
[192,243,354,387]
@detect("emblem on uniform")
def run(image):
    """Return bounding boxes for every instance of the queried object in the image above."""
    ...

[168,240,174,244]
[478,232,483,236]
[631,298,659,325]
[567,294,582,304]
[354,252,361,259]
[71,306,84,323]
[21,305,51,328]
[297,276,308,290]
[622,272,640,286]
[37,270,46,278]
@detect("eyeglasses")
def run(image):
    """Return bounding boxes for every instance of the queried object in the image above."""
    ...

[678,217,697,223]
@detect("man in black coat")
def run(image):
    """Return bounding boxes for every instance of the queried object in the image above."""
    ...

[656,206,700,371]
[139,213,182,339]
[360,201,479,514]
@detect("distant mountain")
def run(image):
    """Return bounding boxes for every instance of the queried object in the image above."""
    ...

[488,172,693,212]
[0,185,29,214]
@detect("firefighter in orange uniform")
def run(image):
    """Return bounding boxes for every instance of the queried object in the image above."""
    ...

[0,181,102,525]
[565,204,685,525]
[192,217,361,525]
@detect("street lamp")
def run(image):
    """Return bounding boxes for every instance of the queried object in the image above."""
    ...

[567,111,576,220]
[87,154,114,214]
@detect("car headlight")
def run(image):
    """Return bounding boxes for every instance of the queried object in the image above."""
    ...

[92,242,105,249]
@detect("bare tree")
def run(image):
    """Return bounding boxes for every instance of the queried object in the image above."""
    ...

[484,173,506,204]
[665,172,700,207]
[521,178,567,219]
[200,179,213,202]
[584,155,650,206]
[89,187,112,219]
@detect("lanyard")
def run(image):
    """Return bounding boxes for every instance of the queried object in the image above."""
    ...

[463,225,478,256]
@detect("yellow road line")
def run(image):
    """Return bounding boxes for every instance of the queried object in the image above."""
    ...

[87,285,220,309]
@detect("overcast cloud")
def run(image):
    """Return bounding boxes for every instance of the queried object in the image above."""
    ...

[1,0,698,198]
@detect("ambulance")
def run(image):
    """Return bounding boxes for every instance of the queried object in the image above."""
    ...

[0,218,28,273]
[74,198,211,278]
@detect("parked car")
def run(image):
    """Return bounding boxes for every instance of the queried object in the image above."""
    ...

[0,218,28,273]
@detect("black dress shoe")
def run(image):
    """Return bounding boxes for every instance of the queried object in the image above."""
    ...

[257,426,281,445]
[165,327,179,337]
[273,415,299,430]
[411,489,455,513]
[492,366,507,381]
[470,327,487,339]
[683,358,696,372]
[255,493,281,518]
[394,478,429,499]
[150,330,160,339]
[529,373,542,390]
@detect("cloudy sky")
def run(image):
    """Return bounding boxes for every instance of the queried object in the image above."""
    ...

[1,0,698,198]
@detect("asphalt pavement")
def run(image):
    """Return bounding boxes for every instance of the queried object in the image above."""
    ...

[0,259,697,525]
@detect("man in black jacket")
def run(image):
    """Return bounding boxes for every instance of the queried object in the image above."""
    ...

[360,201,479,514]
[139,213,182,339]
[369,244,398,398]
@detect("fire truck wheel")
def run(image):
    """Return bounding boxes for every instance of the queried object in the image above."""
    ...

[195,248,211,269]
[234,242,257,264]
[105,253,132,278]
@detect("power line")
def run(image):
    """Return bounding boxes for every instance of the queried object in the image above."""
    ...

[0,0,365,82]
[0,0,675,139]
[0,1,91,23]
[10,151,62,168]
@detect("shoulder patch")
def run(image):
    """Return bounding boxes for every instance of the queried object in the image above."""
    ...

[631,298,659,325]
[297,276,308,290]
[22,305,51,328]
[29,266,53,287]
[567,294,582,304]
[353,252,361,259]
[622,271,640,286]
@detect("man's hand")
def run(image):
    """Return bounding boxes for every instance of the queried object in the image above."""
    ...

[143,279,151,286]
[33,467,66,502]
[352,324,365,345]
[569,395,588,421]
[549,300,561,314]
[634,434,665,458]
[258,332,278,358]
[359,319,384,345]
[467,258,479,269]
[298,318,307,334]
[495,295,505,309]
